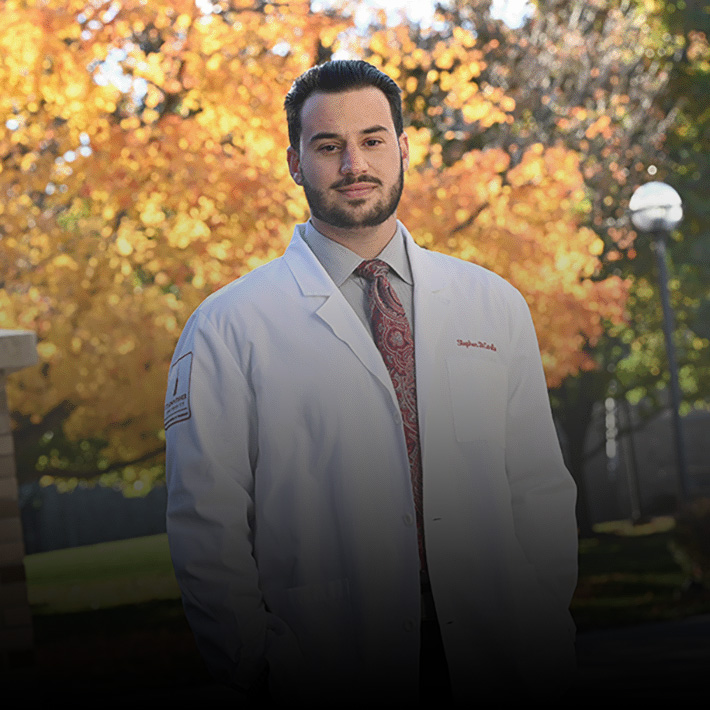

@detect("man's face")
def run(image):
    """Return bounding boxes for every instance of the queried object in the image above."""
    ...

[287,87,409,231]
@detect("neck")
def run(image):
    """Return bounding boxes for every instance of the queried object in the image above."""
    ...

[309,215,398,259]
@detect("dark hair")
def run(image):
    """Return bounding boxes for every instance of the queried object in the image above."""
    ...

[284,60,403,151]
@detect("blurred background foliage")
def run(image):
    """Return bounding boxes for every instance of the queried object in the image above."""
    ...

[1,1,708,530]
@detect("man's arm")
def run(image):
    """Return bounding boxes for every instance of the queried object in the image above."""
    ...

[165,311,268,692]
[504,289,578,613]
[500,289,579,693]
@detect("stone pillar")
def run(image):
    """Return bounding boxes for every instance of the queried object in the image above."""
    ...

[0,330,38,669]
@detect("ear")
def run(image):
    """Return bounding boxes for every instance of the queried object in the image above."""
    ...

[398,131,410,172]
[287,146,302,185]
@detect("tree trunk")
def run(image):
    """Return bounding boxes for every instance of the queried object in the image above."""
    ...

[551,370,606,539]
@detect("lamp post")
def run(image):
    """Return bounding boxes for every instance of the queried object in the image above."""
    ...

[629,181,690,502]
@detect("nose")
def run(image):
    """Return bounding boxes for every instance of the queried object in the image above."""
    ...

[340,145,367,176]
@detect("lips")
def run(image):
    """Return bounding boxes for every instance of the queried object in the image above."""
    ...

[336,183,377,198]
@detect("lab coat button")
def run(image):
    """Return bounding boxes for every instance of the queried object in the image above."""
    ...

[403,618,415,632]
[403,513,414,526]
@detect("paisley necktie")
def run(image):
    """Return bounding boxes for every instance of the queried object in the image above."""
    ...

[356,259,426,572]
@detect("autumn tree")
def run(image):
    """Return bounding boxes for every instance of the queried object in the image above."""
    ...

[2,0,346,491]
[343,1,673,529]
[416,0,710,525]
[646,0,710,407]
[342,16,629,384]
[2,0,628,494]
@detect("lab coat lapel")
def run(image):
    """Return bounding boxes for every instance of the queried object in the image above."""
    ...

[402,224,450,449]
[283,227,398,402]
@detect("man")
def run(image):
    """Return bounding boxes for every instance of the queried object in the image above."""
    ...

[165,60,578,705]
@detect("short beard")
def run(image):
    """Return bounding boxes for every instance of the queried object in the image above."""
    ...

[301,156,404,230]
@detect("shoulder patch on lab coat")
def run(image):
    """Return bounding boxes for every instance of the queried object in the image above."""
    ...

[165,352,193,430]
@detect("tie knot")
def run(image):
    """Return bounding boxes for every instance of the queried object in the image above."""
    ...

[355,259,390,281]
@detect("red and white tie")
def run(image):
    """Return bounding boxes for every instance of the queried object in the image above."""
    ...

[355,259,426,572]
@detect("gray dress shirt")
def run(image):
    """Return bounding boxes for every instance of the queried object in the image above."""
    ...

[301,221,415,340]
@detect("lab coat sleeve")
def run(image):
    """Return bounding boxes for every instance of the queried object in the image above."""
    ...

[504,290,578,613]
[164,310,268,691]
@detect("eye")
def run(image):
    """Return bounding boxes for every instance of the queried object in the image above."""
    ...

[365,138,383,147]
[318,143,340,153]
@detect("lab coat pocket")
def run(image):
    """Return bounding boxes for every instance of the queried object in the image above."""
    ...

[446,355,507,446]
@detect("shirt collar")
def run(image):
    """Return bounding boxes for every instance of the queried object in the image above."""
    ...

[302,220,413,287]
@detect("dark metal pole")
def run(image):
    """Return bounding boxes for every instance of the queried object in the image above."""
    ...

[652,231,691,501]
[618,395,643,523]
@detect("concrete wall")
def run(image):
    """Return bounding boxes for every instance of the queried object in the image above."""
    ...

[581,401,710,525]
[20,483,167,554]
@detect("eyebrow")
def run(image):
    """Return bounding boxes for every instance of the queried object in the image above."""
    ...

[309,125,390,144]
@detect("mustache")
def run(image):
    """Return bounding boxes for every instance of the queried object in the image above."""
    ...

[331,175,382,189]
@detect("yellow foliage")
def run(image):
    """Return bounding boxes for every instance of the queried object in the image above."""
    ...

[1,0,628,485]
[400,140,628,388]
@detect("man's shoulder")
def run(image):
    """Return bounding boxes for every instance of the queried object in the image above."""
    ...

[415,242,524,302]
[197,254,291,315]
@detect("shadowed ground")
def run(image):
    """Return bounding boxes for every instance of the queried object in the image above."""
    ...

[4,522,709,701]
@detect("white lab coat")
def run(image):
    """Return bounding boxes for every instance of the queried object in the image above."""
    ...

[165,222,578,704]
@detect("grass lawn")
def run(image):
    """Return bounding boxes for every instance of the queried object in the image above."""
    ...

[7,519,710,696]
[23,518,710,626]
[24,533,180,614]
[571,517,710,630]
[11,535,206,695]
